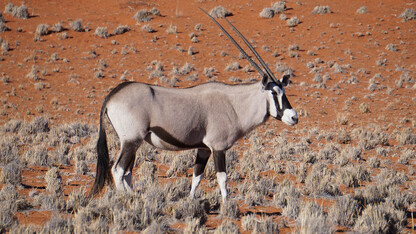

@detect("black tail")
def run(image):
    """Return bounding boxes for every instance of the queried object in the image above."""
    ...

[89,105,110,196]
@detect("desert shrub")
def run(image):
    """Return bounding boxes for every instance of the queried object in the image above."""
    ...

[287,17,300,27]
[94,27,109,38]
[45,167,62,195]
[171,198,207,224]
[260,8,274,19]
[33,193,66,211]
[51,22,63,32]
[396,128,416,145]
[297,202,331,233]
[242,215,279,233]
[75,160,89,175]
[398,8,416,22]
[166,24,177,34]
[12,5,29,19]
[9,224,39,233]
[272,1,286,13]
[225,62,241,71]
[0,161,21,185]
[141,24,155,33]
[0,208,16,230]
[4,3,14,14]
[73,197,113,233]
[0,139,19,165]
[367,157,380,168]
[356,6,368,14]
[220,199,240,219]
[336,165,370,188]
[67,189,89,213]
[304,163,340,196]
[70,19,83,31]
[165,177,190,202]
[375,168,407,188]
[22,145,49,166]
[209,6,231,19]
[0,22,9,33]
[214,220,239,234]
[35,24,49,36]
[133,8,160,22]
[166,151,193,177]
[312,6,332,14]
[273,181,301,219]
[20,116,50,135]
[317,143,340,162]
[113,25,130,35]
[178,62,195,75]
[238,177,276,206]
[41,216,74,233]
[329,194,362,226]
[203,67,217,78]
[352,127,389,150]
[184,218,207,234]
[353,203,406,233]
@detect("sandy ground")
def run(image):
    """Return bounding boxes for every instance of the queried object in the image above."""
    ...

[0,0,415,232]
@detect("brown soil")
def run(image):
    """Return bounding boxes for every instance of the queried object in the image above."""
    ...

[0,0,415,232]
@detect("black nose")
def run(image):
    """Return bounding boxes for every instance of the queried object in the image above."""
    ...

[292,116,298,124]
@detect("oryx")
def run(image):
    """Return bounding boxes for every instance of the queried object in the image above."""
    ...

[90,10,298,202]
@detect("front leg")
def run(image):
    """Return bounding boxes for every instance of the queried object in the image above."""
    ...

[190,148,211,199]
[213,150,227,202]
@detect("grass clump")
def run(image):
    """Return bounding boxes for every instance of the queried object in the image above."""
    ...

[259,8,274,19]
[133,8,161,23]
[398,8,415,22]
[35,24,49,36]
[287,17,300,27]
[113,25,130,35]
[356,6,368,14]
[94,27,109,38]
[11,4,29,19]
[329,194,362,227]
[70,19,83,32]
[209,6,231,19]
[353,203,406,233]
[298,202,332,233]
[214,220,239,234]
[0,161,21,186]
[312,6,332,14]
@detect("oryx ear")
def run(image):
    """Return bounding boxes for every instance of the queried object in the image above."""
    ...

[280,74,291,87]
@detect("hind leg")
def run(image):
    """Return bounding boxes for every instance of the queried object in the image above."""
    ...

[190,148,211,199]
[112,140,141,192]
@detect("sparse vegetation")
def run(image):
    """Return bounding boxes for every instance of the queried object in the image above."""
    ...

[209,6,231,19]
[0,1,415,233]
[312,6,332,14]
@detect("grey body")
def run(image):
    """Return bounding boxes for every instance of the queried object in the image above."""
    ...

[90,12,298,201]
[108,82,268,152]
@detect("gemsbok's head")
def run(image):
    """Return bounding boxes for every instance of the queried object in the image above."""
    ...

[262,74,298,126]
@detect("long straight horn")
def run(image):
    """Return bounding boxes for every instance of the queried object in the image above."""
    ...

[223,17,280,84]
[199,7,267,79]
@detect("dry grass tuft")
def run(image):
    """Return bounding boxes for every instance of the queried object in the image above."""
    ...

[312,6,332,14]
[398,8,416,22]
[209,6,232,19]
[298,202,332,233]
[94,27,109,38]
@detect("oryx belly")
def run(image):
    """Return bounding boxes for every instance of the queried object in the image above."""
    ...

[144,127,207,151]
[145,132,184,150]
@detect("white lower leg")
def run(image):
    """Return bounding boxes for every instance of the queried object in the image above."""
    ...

[216,172,227,202]
[190,173,202,199]
[112,165,125,190]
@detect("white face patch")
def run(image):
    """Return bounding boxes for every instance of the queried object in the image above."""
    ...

[267,85,284,118]
[282,109,298,126]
